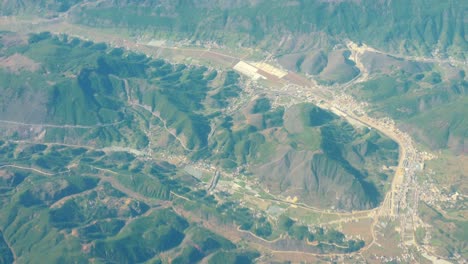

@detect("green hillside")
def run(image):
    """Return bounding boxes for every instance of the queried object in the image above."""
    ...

[0,0,81,14]
[64,0,467,58]
[0,32,398,211]
[0,32,384,262]
[2,0,466,59]
[351,64,467,154]
[0,32,216,150]
[0,141,262,263]
[0,0,465,261]
[0,138,365,262]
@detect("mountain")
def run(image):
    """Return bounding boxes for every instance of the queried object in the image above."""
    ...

[2,0,466,59]
[348,50,467,154]
[0,0,467,262]
[207,102,398,209]
[68,0,467,59]
[0,31,375,263]
[0,0,82,14]
[0,32,397,210]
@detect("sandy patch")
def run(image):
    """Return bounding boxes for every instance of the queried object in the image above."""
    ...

[0,33,28,48]
[0,53,40,73]
[0,169,13,178]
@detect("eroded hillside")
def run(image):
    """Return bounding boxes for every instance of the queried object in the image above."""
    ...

[0,32,393,263]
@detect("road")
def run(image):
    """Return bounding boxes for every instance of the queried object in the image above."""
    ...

[0,119,124,129]
[131,103,193,151]
[0,229,16,264]
[0,164,55,176]
[0,13,438,260]
[250,66,413,218]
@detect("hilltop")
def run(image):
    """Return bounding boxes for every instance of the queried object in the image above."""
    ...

[0,1,466,262]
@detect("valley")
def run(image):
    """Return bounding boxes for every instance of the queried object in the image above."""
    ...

[0,27,429,262]
[0,1,466,263]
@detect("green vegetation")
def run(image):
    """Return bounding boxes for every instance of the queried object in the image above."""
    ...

[204,99,397,211]
[352,68,467,153]
[415,227,426,245]
[211,71,242,108]
[19,175,99,208]
[208,250,260,264]
[92,209,188,263]
[79,219,126,241]
[141,65,212,149]
[0,30,403,213]
[418,202,468,259]
[0,141,260,263]
[276,215,365,252]
[172,228,237,263]
[251,103,398,210]
[0,231,14,264]
[251,98,271,114]
[0,32,249,151]
[302,105,336,127]
[66,0,467,58]
[1,0,82,15]
[0,1,466,262]
[0,30,416,262]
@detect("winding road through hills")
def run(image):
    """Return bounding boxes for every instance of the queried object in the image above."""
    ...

[0,14,440,261]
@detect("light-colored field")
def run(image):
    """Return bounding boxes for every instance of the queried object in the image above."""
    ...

[341,218,374,242]
[253,62,288,78]
[146,39,166,47]
[233,60,265,80]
